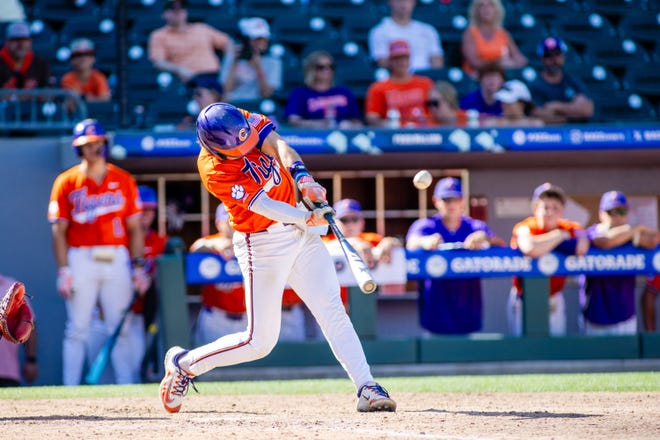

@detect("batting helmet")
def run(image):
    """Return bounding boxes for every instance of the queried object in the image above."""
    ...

[72,118,107,156]
[196,103,259,160]
[138,185,158,209]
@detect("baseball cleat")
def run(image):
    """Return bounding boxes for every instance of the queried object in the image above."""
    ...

[159,346,196,413]
[356,382,397,412]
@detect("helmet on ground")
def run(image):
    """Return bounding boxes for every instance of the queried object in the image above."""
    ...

[72,118,107,156]
[138,185,158,209]
[196,102,259,159]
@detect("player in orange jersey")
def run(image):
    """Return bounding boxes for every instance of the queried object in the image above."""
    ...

[159,103,396,414]
[48,119,150,385]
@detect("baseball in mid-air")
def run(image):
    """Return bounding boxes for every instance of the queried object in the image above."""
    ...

[413,170,433,190]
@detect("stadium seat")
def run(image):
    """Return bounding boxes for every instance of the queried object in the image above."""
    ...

[617,10,660,45]
[581,0,647,16]
[565,64,621,94]
[503,10,549,46]
[582,37,650,70]
[29,0,102,21]
[148,93,191,126]
[334,59,377,100]
[271,13,339,51]
[622,64,660,99]
[514,0,582,22]
[311,0,380,27]
[86,101,119,130]
[237,0,305,20]
[414,67,478,97]
[550,11,617,47]
[595,91,657,123]
[339,14,383,47]
[186,0,238,20]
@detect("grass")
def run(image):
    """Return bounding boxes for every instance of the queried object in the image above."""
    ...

[1,372,659,400]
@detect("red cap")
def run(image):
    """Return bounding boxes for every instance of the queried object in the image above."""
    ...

[389,40,410,58]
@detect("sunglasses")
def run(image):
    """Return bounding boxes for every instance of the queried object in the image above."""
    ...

[441,197,460,203]
[606,208,628,216]
[542,50,564,59]
[340,216,361,223]
[314,63,334,71]
[426,99,441,108]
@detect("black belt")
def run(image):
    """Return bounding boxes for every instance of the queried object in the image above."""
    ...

[253,223,295,234]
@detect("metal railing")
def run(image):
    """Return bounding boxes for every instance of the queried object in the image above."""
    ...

[0,88,87,132]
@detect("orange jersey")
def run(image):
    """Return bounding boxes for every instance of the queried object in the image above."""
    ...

[144,229,167,274]
[511,216,582,295]
[462,26,511,76]
[60,69,111,99]
[48,163,142,247]
[365,75,434,126]
[197,110,297,233]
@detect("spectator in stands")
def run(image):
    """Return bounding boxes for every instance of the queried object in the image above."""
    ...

[580,191,660,336]
[528,37,594,125]
[368,0,444,72]
[0,272,38,387]
[0,21,51,89]
[177,74,223,130]
[60,38,111,108]
[365,40,434,127]
[406,177,505,335]
[642,276,660,331]
[461,0,527,80]
[509,183,589,337]
[483,79,544,127]
[148,0,233,84]
[223,17,281,101]
[285,50,363,129]
[190,204,305,344]
[459,63,505,119]
[0,0,26,23]
[427,80,467,126]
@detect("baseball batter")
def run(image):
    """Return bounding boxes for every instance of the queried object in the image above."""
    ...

[48,119,150,385]
[159,103,396,413]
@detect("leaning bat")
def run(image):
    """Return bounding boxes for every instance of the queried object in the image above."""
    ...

[85,291,139,385]
[321,207,378,294]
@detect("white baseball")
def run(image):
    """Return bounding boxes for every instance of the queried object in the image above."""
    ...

[413,170,432,190]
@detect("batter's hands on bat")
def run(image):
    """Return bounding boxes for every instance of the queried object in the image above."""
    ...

[306,205,334,226]
[57,266,73,299]
[132,266,151,295]
[297,175,327,208]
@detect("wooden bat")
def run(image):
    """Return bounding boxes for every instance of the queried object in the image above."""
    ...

[85,292,139,385]
[323,209,378,294]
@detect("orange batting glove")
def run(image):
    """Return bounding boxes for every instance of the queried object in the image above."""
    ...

[306,205,334,226]
[297,175,327,208]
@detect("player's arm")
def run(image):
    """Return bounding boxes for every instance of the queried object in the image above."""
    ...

[51,221,69,268]
[515,226,571,258]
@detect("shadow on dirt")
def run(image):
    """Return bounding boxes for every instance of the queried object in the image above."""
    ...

[415,409,599,419]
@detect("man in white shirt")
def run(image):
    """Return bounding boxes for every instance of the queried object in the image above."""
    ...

[368,0,444,72]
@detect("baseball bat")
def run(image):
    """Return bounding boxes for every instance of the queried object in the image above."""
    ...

[321,207,378,294]
[85,291,139,385]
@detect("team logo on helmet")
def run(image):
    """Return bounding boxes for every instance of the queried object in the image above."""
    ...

[238,128,249,142]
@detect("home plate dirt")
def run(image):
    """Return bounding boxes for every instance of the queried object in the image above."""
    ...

[3,392,659,439]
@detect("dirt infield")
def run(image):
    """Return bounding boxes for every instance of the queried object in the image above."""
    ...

[3,391,659,439]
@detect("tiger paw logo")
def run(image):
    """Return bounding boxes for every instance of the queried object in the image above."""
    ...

[231,184,245,200]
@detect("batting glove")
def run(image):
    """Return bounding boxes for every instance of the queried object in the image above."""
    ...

[56,266,73,299]
[132,266,151,295]
[297,175,327,208]
[306,205,334,227]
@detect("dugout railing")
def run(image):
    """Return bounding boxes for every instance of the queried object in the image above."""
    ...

[156,244,660,369]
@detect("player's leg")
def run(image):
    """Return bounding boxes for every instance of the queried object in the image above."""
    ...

[62,248,100,385]
[641,282,659,331]
[98,247,135,384]
[287,232,374,388]
[507,287,522,336]
[549,292,566,336]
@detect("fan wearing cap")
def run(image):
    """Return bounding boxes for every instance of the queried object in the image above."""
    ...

[223,17,281,101]
[528,36,593,124]
[148,0,233,83]
[190,204,306,344]
[580,191,660,336]
[509,183,589,337]
[484,79,543,127]
[365,40,434,127]
[60,38,111,104]
[368,0,444,72]
[0,21,51,89]
[406,177,505,335]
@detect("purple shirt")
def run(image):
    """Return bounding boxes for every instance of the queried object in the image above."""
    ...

[459,89,502,116]
[581,224,636,325]
[406,215,494,334]
[284,86,362,121]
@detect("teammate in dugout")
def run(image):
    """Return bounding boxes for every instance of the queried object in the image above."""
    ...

[48,119,150,385]
[159,102,396,413]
